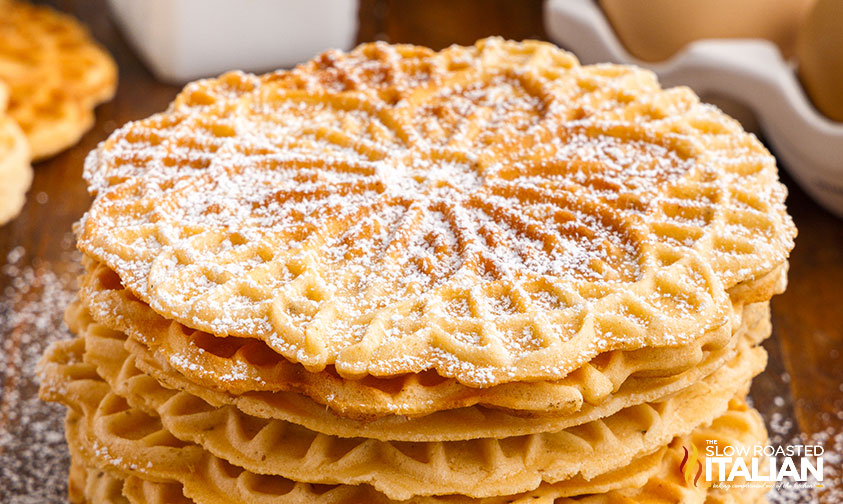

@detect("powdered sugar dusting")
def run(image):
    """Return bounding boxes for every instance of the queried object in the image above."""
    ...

[75,39,792,384]
[0,244,82,503]
[750,361,843,503]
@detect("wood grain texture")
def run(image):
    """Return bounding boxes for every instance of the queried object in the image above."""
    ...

[0,0,840,501]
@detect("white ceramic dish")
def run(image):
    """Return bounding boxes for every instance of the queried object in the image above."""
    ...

[108,0,357,84]
[545,0,843,218]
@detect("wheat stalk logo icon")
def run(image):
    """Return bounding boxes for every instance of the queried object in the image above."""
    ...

[680,443,703,487]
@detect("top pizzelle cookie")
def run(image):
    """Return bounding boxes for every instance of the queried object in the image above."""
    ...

[77,38,795,386]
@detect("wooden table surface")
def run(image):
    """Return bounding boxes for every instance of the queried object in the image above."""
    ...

[1,0,841,502]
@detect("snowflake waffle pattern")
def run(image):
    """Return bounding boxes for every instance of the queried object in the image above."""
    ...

[77,38,795,386]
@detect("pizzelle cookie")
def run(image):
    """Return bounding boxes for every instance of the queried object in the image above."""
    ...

[0,0,116,160]
[58,393,769,504]
[77,258,768,419]
[41,38,796,503]
[40,321,766,499]
[72,455,769,504]
[0,80,32,225]
[82,305,770,447]
[68,290,770,436]
[73,461,770,504]
[77,38,795,386]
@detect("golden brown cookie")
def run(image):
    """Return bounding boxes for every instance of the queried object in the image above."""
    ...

[77,38,794,387]
[0,81,31,225]
[0,1,116,159]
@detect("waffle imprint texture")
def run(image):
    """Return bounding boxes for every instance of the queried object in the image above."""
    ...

[40,317,767,499]
[77,37,795,385]
[69,294,770,441]
[70,452,768,504]
[39,37,796,504]
[78,257,771,419]
[58,392,769,504]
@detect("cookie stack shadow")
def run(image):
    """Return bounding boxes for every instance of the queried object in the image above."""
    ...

[39,38,795,504]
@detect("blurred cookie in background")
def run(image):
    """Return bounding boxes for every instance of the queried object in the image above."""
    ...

[0,0,116,161]
[0,81,31,226]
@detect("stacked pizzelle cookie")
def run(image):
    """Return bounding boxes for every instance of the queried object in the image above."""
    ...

[38,38,796,503]
[0,0,116,225]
